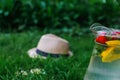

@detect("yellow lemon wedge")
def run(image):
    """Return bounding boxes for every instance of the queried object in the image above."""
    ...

[101,40,120,62]
[106,40,120,46]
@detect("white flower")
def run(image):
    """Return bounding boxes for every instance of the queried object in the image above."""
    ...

[30,68,46,75]
[30,68,41,74]
[20,70,28,76]
[15,70,28,76]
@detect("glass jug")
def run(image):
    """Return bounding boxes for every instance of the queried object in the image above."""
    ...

[84,23,120,80]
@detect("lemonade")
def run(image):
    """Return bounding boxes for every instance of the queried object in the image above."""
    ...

[84,23,120,80]
[84,43,120,80]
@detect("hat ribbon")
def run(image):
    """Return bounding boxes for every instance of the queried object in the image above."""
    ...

[101,40,120,62]
[36,49,69,58]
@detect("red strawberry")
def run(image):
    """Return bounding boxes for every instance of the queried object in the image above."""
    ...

[115,31,120,34]
[95,36,108,44]
[112,36,117,40]
[111,31,120,40]
[112,31,120,35]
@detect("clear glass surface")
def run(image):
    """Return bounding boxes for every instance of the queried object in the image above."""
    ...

[84,43,120,80]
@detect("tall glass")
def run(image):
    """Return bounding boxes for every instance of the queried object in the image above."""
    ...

[84,23,120,80]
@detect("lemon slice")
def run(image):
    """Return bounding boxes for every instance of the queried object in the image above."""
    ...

[101,46,120,62]
[106,40,120,46]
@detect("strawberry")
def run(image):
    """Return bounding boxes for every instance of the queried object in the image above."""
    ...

[112,36,117,40]
[111,31,120,40]
[95,36,108,44]
[115,31,120,34]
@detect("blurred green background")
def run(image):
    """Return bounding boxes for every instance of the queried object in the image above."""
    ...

[0,0,120,33]
[0,0,120,80]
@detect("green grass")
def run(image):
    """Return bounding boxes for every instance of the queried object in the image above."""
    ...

[0,31,94,80]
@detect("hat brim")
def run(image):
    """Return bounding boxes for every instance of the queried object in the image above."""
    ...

[27,48,73,59]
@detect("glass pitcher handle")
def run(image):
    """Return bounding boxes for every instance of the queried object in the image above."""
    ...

[90,23,113,36]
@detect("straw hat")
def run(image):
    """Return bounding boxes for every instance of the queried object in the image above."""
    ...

[27,34,73,58]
